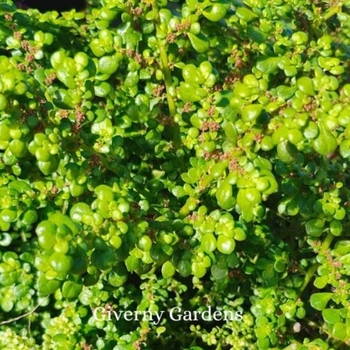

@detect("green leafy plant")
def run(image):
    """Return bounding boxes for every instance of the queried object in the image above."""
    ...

[0,0,350,348]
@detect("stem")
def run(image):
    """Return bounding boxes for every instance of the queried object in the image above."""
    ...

[0,297,49,325]
[309,5,340,39]
[152,3,182,153]
[299,262,319,296]
[62,199,69,215]
[298,231,335,296]
[152,2,175,116]
[158,42,176,117]
[157,39,183,154]
[323,6,341,21]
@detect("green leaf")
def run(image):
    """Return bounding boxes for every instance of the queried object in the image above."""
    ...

[70,202,92,223]
[211,264,228,280]
[224,122,238,144]
[179,82,207,102]
[210,161,228,179]
[161,261,175,278]
[322,308,342,324]
[124,71,139,87]
[178,259,191,277]
[242,104,263,122]
[1,298,14,312]
[329,220,342,236]
[91,247,115,270]
[297,76,315,96]
[278,197,299,216]
[312,122,337,156]
[56,66,76,89]
[333,240,350,255]
[49,211,79,235]
[94,82,112,97]
[34,68,46,84]
[53,89,75,109]
[108,265,128,287]
[0,209,17,223]
[191,261,207,278]
[203,4,227,22]
[8,180,32,194]
[246,26,266,43]
[256,57,280,74]
[62,281,83,299]
[156,326,166,336]
[256,337,270,349]
[305,218,324,237]
[201,233,217,253]
[331,322,347,340]
[273,260,286,273]
[284,65,298,77]
[339,140,350,158]
[187,33,209,53]
[217,235,235,254]
[236,7,258,22]
[125,255,140,272]
[98,55,119,75]
[0,232,12,246]
[216,181,236,210]
[310,293,333,311]
[314,276,328,289]
[277,141,299,163]
[276,85,297,100]
[37,275,61,296]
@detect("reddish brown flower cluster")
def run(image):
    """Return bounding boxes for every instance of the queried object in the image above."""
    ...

[89,153,101,169]
[229,158,244,175]
[158,113,174,127]
[75,107,85,124]
[58,109,70,119]
[44,72,57,85]
[174,20,191,32]
[14,31,22,40]
[166,32,177,43]
[304,99,316,112]
[200,121,220,132]
[224,72,241,87]
[203,149,223,161]
[153,84,165,97]
[183,102,192,113]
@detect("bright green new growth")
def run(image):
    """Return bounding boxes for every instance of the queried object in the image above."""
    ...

[0,0,350,348]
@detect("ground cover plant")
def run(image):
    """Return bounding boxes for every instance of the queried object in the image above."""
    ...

[0,0,350,348]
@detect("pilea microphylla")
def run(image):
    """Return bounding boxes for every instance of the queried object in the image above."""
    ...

[0,0,350,349]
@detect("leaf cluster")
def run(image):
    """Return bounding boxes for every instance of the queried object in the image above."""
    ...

[0,0,350,349]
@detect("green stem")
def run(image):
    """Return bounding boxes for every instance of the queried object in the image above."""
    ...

[158,42,176,117]
[323,6,341,21]
[310,5,340,39]
[62,199,69,215]
[298,231,335,296]
[152,2,185,172]
[157,40,183,153]
[0,297,49,325]
[152,2,176,116]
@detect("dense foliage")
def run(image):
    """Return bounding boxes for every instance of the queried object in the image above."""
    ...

[0,0,350,348]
